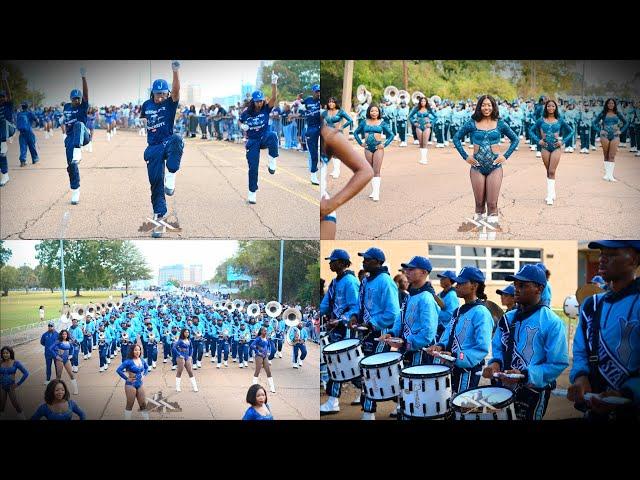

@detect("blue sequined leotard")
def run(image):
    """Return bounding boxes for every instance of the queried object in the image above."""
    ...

[0,361,29,392]
[49,341,75,364]
[116,358,149,389]
[409,108,436,130]
[453,120,519,175]
[322,109,353,131]
[31,400,86,420]
[529,118,574,152]
[592,112,629,141]
[353,121,394,153]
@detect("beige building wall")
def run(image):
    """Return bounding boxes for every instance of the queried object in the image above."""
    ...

[321,240,578,309]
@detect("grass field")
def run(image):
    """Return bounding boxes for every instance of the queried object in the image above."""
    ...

[0,291,128,330]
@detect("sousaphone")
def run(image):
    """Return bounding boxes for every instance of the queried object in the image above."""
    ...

[265,301,282,318]
[397,90,410,105]
[225,300,236,313]
[356,85,369,104]
[233,299,245,312]
[411,91,425,105]
[384,85,399,104]
[246,303,260,318]
[283,307,302,328]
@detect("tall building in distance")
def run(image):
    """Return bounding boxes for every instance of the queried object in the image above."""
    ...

[186,84,201,105]
[158,264,204,286]
[189,265,203,284]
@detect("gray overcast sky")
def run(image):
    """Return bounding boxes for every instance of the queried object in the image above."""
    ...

[10,60,264,106]
[3,240,239,282]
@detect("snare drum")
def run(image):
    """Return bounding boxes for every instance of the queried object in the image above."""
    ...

[451,386,516,420]
[399,365,452,419]
[320,332,329,367]
[359,352,403,401]
[324,339,364,382]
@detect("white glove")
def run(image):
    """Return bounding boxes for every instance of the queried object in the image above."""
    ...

[271,71,278,85]
[240,123,249,131]
[80,67,87,77]
[1,69,8,80]
[171,60,181,72]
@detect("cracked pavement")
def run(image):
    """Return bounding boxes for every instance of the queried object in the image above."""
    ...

[0,130,319,240]
[326,140,640,240]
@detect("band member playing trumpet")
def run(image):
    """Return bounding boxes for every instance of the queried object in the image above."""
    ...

[0,346,29,420]
[250,327,276,393]
[357,247,401,420]
[484,264,569,420]
[289,321,309,368]
[320,249,362,415]
[97,327,112,372]
[214,318,232,368]
[190,316,205,369]
[172,328,198,392]
[116,344,150,420]
[49,329,79,395]
[567,241,640,420]
[426,267,493,395]
[236,322,251,368]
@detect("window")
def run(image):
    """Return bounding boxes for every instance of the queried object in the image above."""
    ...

[428,245,455,256]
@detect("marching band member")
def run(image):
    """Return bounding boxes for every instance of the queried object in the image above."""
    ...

[409,96,435,164]
[592,98,629,182]
[452,94,519,227]
[396,100,410,147]
[319,121,373,240]
[81,315,95,360]
[97,326,111,372]
[0,346,29,419]
[116,343,150,420]
[139,60,184,237]
[40,321,58,385]
[249,326,276,393]
[427,266,493,394]
[322,96,353,178]
[172,328,198,392]
[16,101,39,166]
[289,321,309,368]
[496,283,517,312]
[484,264,569,420]
[49,329,79,395]
[119,332,132,363]
[537,263,552,306]
[301,84,321,185]
[238,72,280,204]
[353,105,394,202]
[436,270,460,340]
[272,316,286,359]
[61,67,91,205]
[577,102,596,154]
[357,247,401,420]
[143,323,159,370]
[31,380,86,420]
[0,68,16,186]
[562,102,579,152]
[242,384,273,420]
[68,318,84,373]
[236,322,251,368]
[190,316,205,368]
[162,323,175,364]
[214,317,232,368]
[567,240,640,420]
[528,100,574,205]
[320,249,362,414]
[383,256,439,367]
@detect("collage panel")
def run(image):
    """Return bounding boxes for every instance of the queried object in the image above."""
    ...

[319,240,640,421]
[0,239,320,420]
[0,60,320,240]
[319,60,640,240]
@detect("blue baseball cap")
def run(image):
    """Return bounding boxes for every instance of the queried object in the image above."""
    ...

[588,240,640,251]
[437,270,457,282]
[325,249,350,261]
[590,275,605,284]
[452,267,485,284]
[70,89,82,100]
[151,79,169,94]
[401,256,432,272]
[311,84,320,92]
[358,247,385,262]
[252,90,265,101]
[505,264,547,286]
[47,321,55,327]
[496,284,516,296]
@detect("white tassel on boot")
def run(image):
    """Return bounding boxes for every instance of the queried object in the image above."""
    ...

[124,409,132,420]
[545,179,555,205]
[330,159,341,178]
[175,377,182,392]
[267,377,276,393]
[252,376,259,385]
[140,410,150,420]
[190,376,198,392]
[371,177,381,202]
[419,148,428,164]
[70,378,79,395]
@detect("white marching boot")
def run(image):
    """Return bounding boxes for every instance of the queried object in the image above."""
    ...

[371,177,381,202]
[320,396,340,414]
[248,190,257,204]
[164,170,176,196]
[419,148,428,164]
[268,155,277,174]
[107,132,111,142]
[267,376,276,393]
[310,171,319,185]
[252,376,259,385]
[361,412,376,420]
[140,410,150,420]
[330,159,341,178]
[0,173,9,186]
[603,161,617,182]
[70,379,79,395]
[190,377,198,392]
[175,377,182,392]
[71,188,80,205]
[72,147,82,163]
[545,179,556,205]
[124,409,133,420]
[86,141,92,153]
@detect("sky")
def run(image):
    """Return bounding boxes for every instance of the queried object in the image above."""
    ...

[10,60,265,106]
[2,240,239,283]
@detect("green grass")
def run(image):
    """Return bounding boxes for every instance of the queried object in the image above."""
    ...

[0,291,127,330]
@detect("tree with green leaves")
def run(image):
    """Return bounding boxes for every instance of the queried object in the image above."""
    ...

[0,265,19,296]
[0,241,11,268]
[35,264,59,293]
[261,60,320,100]
[17,265,38,293]
[110,241,152,294]
[0,62,45,107]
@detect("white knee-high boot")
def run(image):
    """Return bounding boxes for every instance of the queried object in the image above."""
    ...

[371,177,381,202]
[267,377,276,393]
[419,148,428,164]
[140,410,149,420]
[252,376,259,385]
[124,409,132,420]
[545,179,556,205]
[604,161,617,182]
[175,377,182,392]
[190,376,198,392]
[70,378,79,395]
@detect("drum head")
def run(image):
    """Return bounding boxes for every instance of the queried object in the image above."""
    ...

[576,284,604,304]
[401,365,450,378]
[324,338,360,354]
[452,386,514,409]
[484,300,505,323]
[360,352,402,367]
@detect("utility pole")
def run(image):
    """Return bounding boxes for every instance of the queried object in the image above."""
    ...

[403,60,408,91]
[342,61,354,115]
[278,240,284,304]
